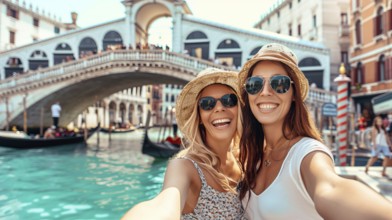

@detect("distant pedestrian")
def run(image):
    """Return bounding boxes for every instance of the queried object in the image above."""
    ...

[365,116,392,177]
[171,108,178,137]
[51,101,61,128]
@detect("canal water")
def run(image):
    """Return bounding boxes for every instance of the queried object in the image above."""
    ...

[0,128,168,220]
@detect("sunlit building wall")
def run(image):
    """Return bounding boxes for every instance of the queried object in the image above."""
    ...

[253,0,350,91]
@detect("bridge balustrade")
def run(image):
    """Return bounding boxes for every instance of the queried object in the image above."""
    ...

[307,87,337,104]
[0,50,228,93]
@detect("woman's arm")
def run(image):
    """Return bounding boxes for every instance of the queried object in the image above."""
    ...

[385,130,392,147]
[372,127,377,149]
[301,151,392,220]
[121,159,195,220]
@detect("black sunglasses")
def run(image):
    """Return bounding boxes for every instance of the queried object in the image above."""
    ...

[244,75,293,95]
[198,93,238,111]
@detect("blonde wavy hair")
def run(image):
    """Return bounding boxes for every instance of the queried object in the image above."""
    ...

[175,86,243,194]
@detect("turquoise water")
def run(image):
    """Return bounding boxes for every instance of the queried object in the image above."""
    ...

[0,129,168,219]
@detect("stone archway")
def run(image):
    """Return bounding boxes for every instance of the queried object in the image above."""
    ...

[103,31,123,51]
[4,57,23,78]
[119,102,126,127]
[29,50,49,70]
[215,38,242,68]
[184,31,209,60]
[299,57,323,88]
[79,37,98,58]
[128,104,135,125]
[53,43,75,65]
[108,101,116,127]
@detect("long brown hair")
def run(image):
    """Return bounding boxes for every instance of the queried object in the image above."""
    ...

[373,116,386,134]
[239,60,322,199]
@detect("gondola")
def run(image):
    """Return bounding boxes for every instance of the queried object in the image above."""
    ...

[0,126,99,149]
[141,130,180,158]
[141,110,180,158]
[100,127,136,133]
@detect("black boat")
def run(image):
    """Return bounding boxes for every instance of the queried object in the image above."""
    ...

[0,126,99,149]
[141,110,180,158]
[100,127,136,133]
[141,130,180,158]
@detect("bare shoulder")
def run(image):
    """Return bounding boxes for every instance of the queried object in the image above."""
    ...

[301,150,335,177]
[167,157,198,172]
[164,157,200,186]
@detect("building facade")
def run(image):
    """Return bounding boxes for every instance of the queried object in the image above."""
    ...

[349,0,392,122]
[254,0,350,90]
[0,0,76,51]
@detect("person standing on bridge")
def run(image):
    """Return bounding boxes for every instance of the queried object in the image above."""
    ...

[51,101,61,129]
[237,43,392,219]
[122,68,246,220]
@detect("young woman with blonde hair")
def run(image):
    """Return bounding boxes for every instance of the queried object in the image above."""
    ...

[122,68,246,220]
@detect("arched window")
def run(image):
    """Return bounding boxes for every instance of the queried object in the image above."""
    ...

[375,7,384,36]
[250,46,262,57]
[103,31,123,51]
[54,43,75,65]
[355,20,362,44]
[29,50,49,70]
[298,57,321,67]
[4,57,23,78]
[79,37,97,58]
[186,31,207,40]
[217,39,240,49]
[378,55,385,81]
[356,62,363,84]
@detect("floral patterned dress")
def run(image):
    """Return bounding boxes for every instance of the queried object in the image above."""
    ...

[180,157,246,220]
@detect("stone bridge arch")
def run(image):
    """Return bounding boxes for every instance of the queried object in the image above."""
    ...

[1,51,210,129]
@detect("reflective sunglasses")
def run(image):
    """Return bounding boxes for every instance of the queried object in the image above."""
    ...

[198,93,238,111]
[244,75,293,95]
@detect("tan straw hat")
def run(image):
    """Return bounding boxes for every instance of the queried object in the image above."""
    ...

[239,43,309,101]
[176,68,239,133]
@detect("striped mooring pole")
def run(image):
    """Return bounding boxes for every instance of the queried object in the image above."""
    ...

[334,63,351,166]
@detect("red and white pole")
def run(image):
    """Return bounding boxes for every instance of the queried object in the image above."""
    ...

[334,63,351,166]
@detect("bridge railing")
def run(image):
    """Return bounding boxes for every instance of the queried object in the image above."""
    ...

[307,87,337,104]
[0,50,229,91]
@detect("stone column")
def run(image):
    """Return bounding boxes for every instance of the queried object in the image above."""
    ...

[172,4,183,53]
[123,1,136,49]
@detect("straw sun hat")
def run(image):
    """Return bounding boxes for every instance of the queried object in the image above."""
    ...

[175,68,239,133]
[238,43,309,101]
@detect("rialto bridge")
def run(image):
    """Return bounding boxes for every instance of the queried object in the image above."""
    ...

[0,0,335,130]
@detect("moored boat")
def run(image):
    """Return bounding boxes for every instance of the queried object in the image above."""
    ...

[141,110,180,158]
[0,126,99,149]
[100,127,136,133]
[141,130,180,158]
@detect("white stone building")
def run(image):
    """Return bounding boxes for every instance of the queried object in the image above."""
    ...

[253,0,350,90]
[0,0,76,51]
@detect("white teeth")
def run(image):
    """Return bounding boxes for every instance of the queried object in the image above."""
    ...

[258,103,278,110]
[212,118,231,125]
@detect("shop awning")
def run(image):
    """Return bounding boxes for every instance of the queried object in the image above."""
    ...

[372,92,392,114]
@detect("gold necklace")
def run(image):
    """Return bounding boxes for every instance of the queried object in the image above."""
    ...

[263,138,291,167]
